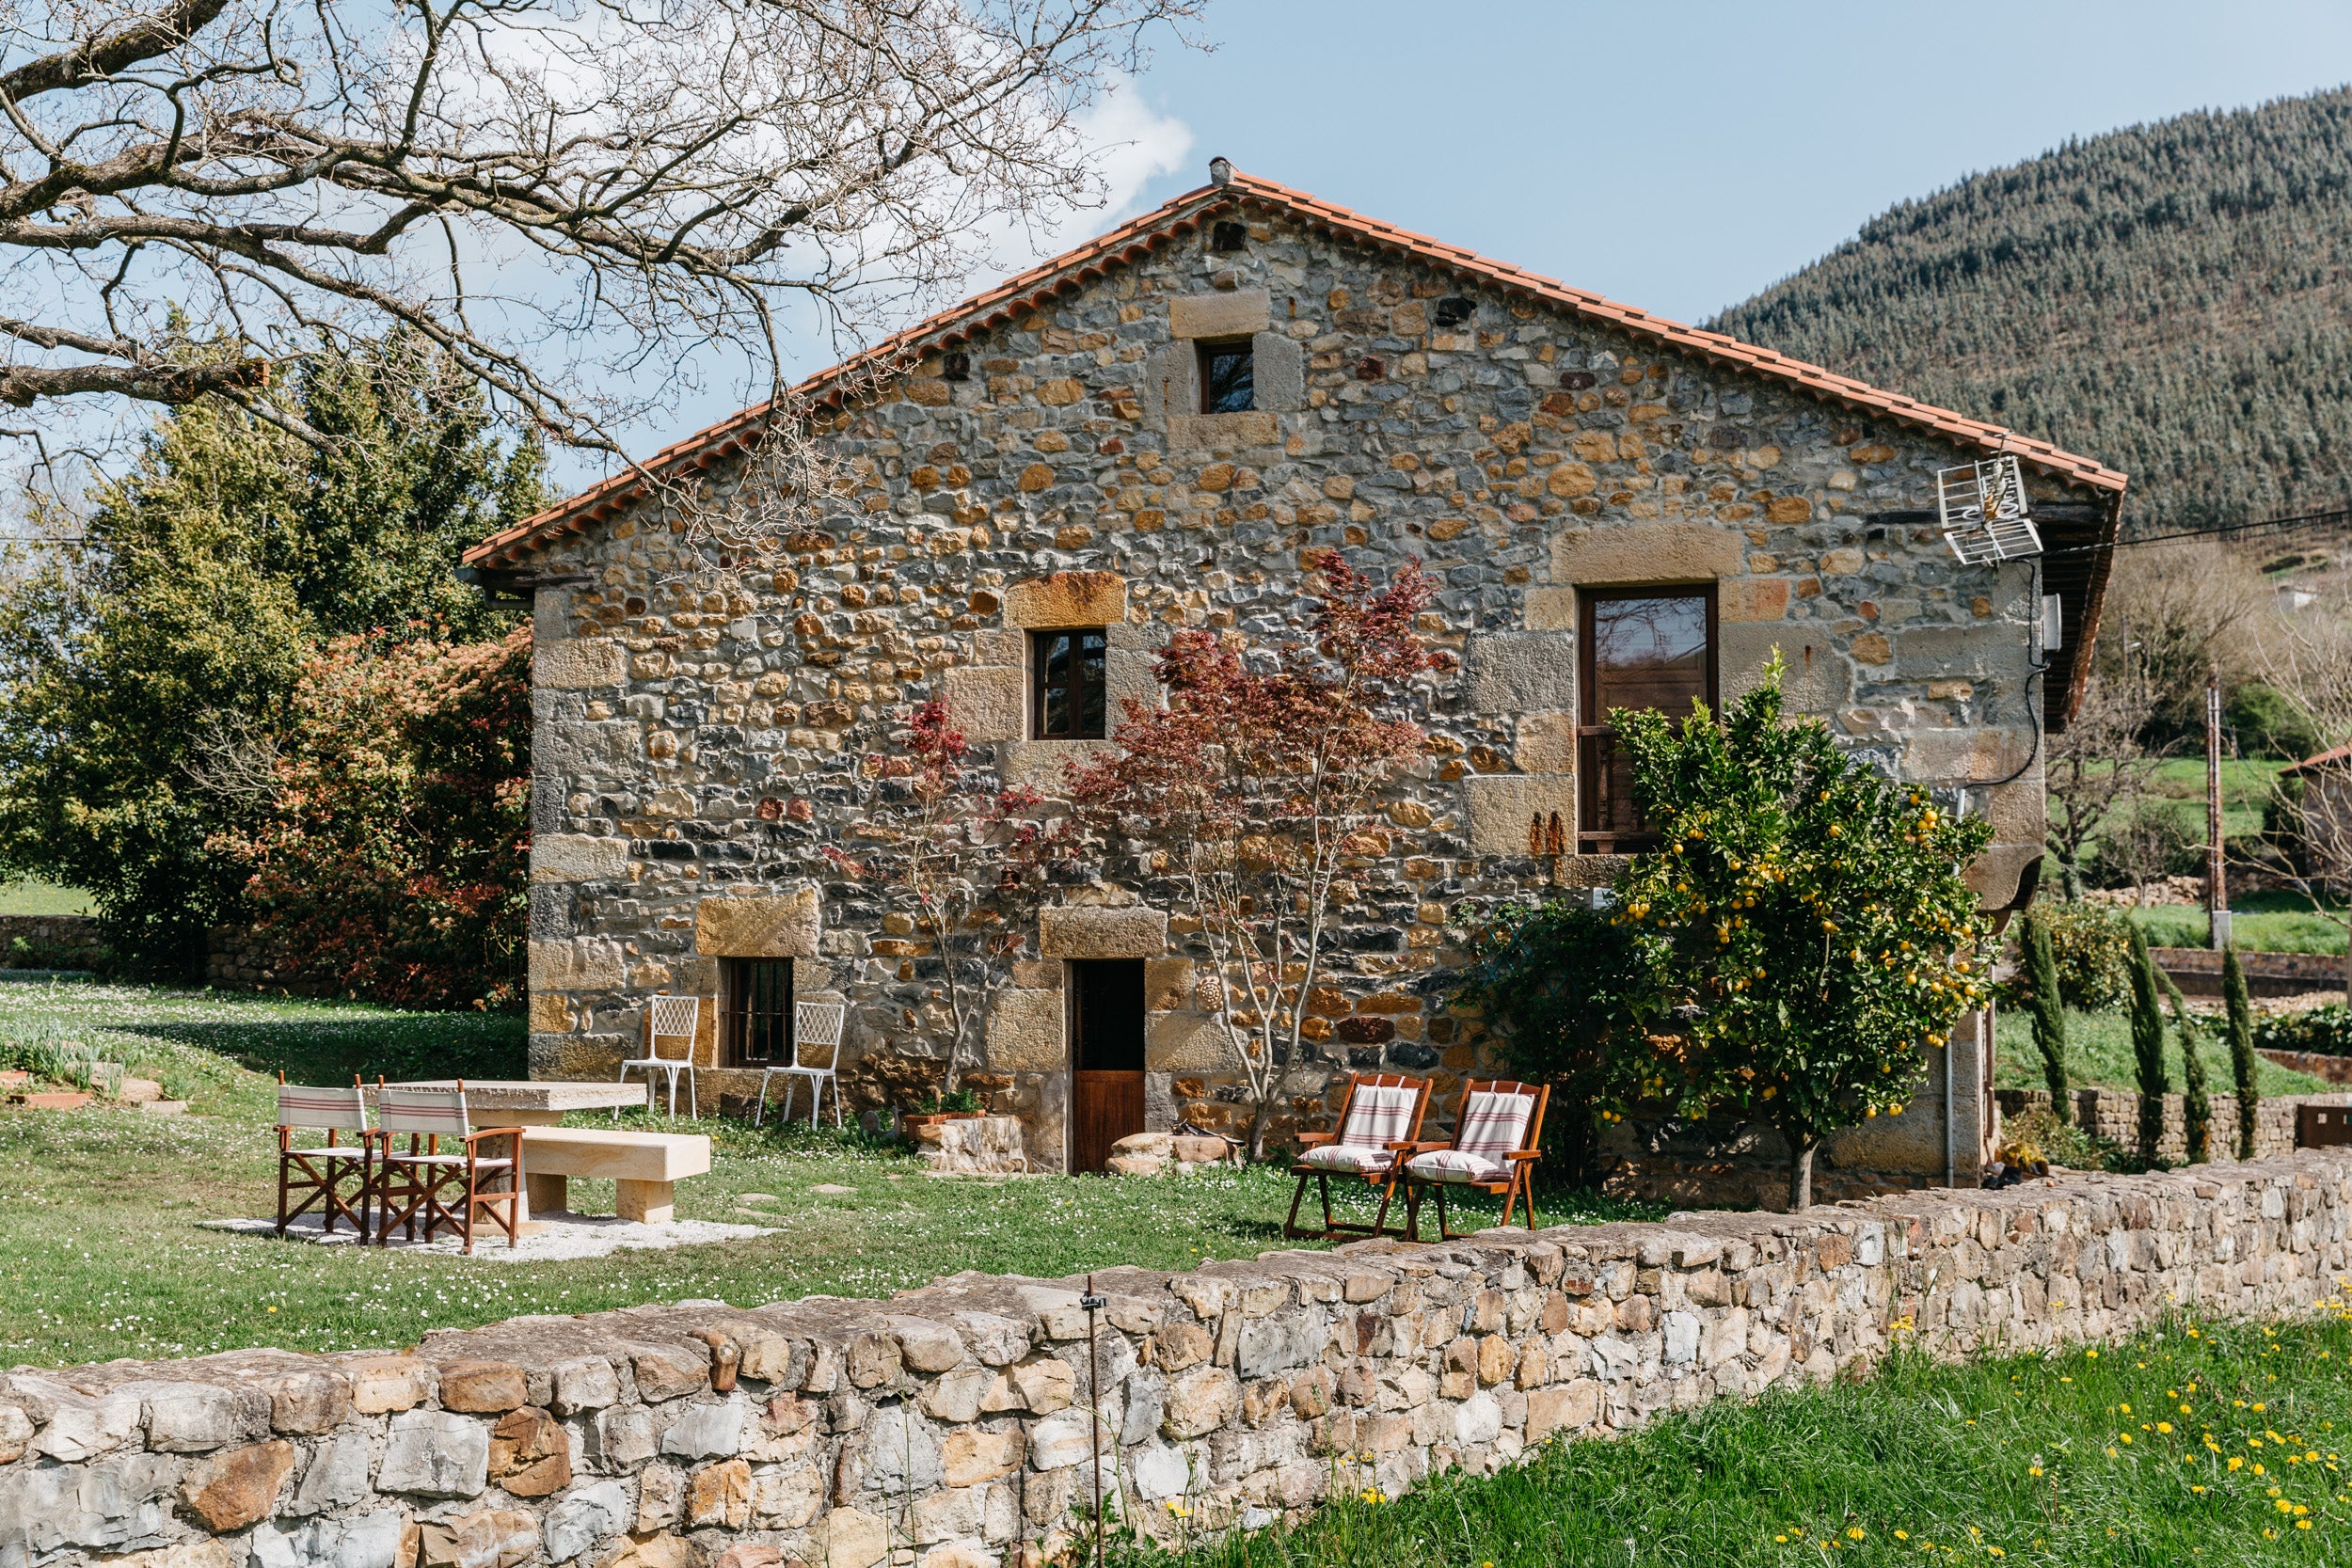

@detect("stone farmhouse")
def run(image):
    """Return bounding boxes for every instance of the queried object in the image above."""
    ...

[462,162,2127,1191]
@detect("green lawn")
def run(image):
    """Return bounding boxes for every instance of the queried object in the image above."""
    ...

[2122,890,2349,957]
[0,879,92,916]
[0,976,1659,1368]
[1993,1005,2330,1097]
[1120,1313,2352,1568]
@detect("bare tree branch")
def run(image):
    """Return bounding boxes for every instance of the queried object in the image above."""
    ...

[0,0,1199,490]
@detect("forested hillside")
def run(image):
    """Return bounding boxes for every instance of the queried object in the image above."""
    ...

[1712,87,2352,533]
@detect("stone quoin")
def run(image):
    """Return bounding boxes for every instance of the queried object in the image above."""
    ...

[462,165,2128,1181]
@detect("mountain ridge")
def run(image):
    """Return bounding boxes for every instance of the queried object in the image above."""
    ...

[1709,86,2352,535]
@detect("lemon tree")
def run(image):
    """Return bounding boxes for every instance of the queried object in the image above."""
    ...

[1606,657,1998,1209]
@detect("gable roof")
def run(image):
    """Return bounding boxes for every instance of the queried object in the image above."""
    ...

[464,166,2128,725]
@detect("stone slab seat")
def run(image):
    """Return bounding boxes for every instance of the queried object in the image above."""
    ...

[519,1127,710,1224]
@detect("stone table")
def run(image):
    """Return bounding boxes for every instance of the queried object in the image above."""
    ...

[364,1080,651,1228]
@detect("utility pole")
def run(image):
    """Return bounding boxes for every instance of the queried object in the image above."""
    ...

[2207,665,2230,948]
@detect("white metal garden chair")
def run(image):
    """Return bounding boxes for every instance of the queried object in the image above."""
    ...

[754,998,848,1129]
[619,993,703,1118]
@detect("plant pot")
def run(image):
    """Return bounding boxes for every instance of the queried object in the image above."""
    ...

[900,1110,984,1146]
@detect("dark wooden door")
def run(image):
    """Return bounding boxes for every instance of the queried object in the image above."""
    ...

[1070,959,1146,1173]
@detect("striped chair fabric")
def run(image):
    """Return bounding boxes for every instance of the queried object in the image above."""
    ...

[1296,1083,1419,1173]
[277,1083,369,1142]
[1407,1089,1537,1185]
[377,1087,493,1159]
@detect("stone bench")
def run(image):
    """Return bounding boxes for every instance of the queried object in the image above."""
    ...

[520,1128,710,1224]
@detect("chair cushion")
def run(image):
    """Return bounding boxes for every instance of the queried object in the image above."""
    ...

[1297,1144,1394,1174]
[385,1154,513,1168]
[1406,1148,1510,1185]
[284,1147,365,1160]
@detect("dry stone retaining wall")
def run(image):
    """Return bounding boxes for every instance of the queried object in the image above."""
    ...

[10,1155,2352,1568]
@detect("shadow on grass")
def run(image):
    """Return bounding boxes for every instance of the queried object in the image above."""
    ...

[119,1014,525,1086]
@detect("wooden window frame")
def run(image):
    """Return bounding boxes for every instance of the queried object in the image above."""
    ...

[721,957,794,1067]
[1577,584,1719,853]
[1196,338,1255,414]
[1030,626,1108,740]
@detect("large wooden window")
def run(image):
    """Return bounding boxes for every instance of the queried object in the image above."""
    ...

[721,958,793,1066]
[1578,586,1718,852]
[1197,340,1254,413]
[1031,627,1107,739]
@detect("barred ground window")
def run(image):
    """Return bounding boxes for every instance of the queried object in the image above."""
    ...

[722,958,794,1066]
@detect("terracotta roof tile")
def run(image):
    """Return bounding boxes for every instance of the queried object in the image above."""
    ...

[467,167,2126,568]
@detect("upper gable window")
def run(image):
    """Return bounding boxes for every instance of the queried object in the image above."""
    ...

[1210,221,1248,253]
[1198,340,1254,414]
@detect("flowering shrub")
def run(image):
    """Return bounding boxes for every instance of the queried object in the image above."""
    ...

[2037,899,2137,1013]
[215,626,530,1010]
[2251,1002,2352,1056]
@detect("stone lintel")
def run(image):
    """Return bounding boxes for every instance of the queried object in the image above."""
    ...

[1168,290,1271,341]
[1039,906,1167,959]
[693,888,822,958]
[1003,572,1127,630]
[1551,523,1744,587]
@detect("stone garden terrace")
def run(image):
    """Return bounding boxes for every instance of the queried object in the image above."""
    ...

[6,1152,2350,1568]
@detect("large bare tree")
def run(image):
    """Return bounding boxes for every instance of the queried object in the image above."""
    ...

[0,0,1192,470]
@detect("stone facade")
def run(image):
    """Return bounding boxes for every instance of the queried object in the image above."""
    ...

[477,171,2120,1174]
[5,1154,2349,1568]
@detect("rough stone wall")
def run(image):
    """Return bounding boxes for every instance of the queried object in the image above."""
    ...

[7,1155,2351,1568]
[0,915,106,972]
[518,203,2074,1169]
[1995,1087,2346,1164]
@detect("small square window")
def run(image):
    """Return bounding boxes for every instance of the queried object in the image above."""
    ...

[722,958,793,1066]
[1210,221,1248,253]
[1032,627,1108,739]
[1197,340,1254,414]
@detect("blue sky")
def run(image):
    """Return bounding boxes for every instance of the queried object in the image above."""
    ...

[1115,0,2352,327]
[585,1,2352,482]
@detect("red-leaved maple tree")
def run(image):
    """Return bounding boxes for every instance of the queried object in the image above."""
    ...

[1063,553,1438,1158]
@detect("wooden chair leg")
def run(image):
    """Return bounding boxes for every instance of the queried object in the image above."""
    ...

[1402,1180,1422,1243]
[1434,1183,1453,1242]
[1317,1173,1337,1236]
[1283,1172,1312,1239]
[1369,1172,1398,1238]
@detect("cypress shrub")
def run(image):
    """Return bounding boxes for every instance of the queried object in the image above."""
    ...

[2125,921,2169,1164]
[2020,910,2072,1125]
[2163,969,2212,1164]
[2225,945,2261,1159]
